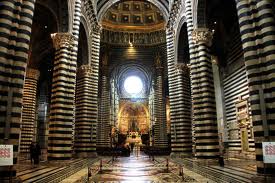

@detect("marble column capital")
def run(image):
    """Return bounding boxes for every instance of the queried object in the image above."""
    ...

[26,68,40,80]
[51,32,76,49]
[192,28,213,46]
[90,24,102,35]
[77,65,93,77]
[176,63,190,74]
[211,56,218,65]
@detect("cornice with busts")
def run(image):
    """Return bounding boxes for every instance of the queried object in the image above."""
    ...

[192,28,213,46]
[51,33,76,49]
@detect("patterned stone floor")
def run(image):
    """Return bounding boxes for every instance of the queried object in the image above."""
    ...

[15,151,257,183]
[89,152,213,183]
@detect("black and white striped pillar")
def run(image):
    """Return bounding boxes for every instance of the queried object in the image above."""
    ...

[154,56,168,148]
[171,63,192,156]
[191,28,219,159]
[235,0,275,175]
[89,25,101,150]
[48,33,76,160]
[97,53,111,148]
[0,0,36,181]
[75,65,97,157]
[20,68,40,155]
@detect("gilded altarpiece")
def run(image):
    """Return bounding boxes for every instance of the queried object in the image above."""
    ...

[118,100,149,134]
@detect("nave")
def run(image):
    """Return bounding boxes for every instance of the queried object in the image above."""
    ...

[16,148,256,183]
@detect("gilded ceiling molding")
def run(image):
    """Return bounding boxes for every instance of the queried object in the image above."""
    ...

[101,22,166,32]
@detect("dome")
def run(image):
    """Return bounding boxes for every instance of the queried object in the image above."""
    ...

[102,0,165,32]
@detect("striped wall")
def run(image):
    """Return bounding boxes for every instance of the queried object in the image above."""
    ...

[20,69,40,155]
[235,0,275,174]
[75,65,97,157]
[48,33,76,160]
[0,0,36,180]
[223,65,255,154]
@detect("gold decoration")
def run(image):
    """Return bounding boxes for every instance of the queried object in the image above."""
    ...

[51,33,76,49]
[192,28,213,46]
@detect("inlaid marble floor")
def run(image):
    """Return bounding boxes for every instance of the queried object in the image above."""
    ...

[89,152,211,183]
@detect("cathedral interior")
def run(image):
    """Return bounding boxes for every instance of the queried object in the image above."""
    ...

[0,0,275,182]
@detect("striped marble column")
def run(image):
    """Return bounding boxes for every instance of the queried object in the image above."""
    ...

[166,26,192,156]
[184,0,199,156]
[75,65,97,157]
[71,0,82,137]
[48,33,76,160]
[166,27,179,152]
[0,0,36,181]
[89,25,101,150]
[235,0,275,175]
[20,68,40,155]
[191,28,219,159]
[154,59,168,148]
[97,73,111,148]
[171,64,192,156]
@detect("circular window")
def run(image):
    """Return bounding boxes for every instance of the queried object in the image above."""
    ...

[123,76,143,96]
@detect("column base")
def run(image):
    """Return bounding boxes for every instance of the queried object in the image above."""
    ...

[251,174,275,183]
[170,152,192,159]
[0,166,19,183]
[193,158,219,166]
[75,152,97,158]
[18,152,29,162]
[0,177,21,183]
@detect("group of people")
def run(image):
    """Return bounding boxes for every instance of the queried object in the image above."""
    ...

[29,142,41,166]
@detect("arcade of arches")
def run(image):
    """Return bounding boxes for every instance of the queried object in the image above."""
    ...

[0,0,275,182]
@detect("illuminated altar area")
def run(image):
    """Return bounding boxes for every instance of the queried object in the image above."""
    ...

[118,100,149,135]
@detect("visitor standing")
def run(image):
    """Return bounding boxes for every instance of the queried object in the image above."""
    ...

[29,142,35,165]
[33,143,41,166]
